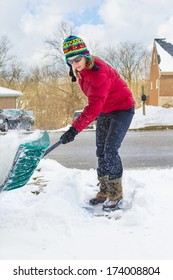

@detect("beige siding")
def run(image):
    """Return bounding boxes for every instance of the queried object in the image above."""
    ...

[0,97,17,108]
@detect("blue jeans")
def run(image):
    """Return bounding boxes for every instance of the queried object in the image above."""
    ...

[96,107,134,180]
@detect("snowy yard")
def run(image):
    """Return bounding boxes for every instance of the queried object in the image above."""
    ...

[0,106,173,260]
[1,161,173,260]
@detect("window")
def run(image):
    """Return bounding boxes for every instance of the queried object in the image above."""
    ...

[156,79,159,89]
[150,81,153,90]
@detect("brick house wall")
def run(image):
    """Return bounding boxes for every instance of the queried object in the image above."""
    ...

[148,39,173,107]
[159,74,173,106]
[148,42,159,106]
[160,74,173,96]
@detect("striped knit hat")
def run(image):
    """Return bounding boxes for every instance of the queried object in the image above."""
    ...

[63,35,91,62]
[63,35,92,82]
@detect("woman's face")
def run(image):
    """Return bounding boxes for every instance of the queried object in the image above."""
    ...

[68,56,86,72]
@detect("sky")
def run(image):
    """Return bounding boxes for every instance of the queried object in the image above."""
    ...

[0,106,173,272]
[1,0,173,67]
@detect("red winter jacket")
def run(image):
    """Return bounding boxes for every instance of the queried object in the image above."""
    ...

[72,57,135,132]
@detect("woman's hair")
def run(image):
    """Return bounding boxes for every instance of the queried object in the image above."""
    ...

[74,56,97,77]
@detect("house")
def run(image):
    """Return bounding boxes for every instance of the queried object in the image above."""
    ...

[0,87,22,109]
[148,38,173,107]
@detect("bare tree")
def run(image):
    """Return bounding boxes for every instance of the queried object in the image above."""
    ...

[102,41,151,106]
[18,62,86,129]
[17,21,88,129]
[30,22,87,128]
[44,22,75,73]
[0,35,24,88]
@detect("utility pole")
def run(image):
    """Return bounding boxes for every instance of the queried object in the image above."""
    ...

[141,86,146,115]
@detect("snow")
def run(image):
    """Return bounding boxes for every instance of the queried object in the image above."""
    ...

[155,40,173,72]
[0,86,22,97]
[0,130,45,186]
[0,106,173,261]
[130,105,173,129]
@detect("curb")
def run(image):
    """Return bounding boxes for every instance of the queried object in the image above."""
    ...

[129,125,173,131]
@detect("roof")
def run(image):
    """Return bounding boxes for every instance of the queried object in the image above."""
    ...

[154,38,173,72]
[0,87,22,97]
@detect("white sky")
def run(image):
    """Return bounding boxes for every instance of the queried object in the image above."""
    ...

[1,0,173,66]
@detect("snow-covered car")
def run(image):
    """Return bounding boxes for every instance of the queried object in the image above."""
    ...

[0,110,8,132]
[0,109,35,131]
[73,110,96,129]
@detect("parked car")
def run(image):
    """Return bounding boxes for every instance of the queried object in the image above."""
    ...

[0,109,35,131]
[73,110,96,129]
[0,109,8,132]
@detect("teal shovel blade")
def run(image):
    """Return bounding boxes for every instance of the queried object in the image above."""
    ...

[0,131,50,192]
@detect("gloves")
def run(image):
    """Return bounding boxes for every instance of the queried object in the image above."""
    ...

[60,126,78,144]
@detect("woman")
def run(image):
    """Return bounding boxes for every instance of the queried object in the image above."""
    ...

[60,35,135,211]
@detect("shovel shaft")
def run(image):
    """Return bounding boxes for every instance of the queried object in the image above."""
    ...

[44,139,62,156]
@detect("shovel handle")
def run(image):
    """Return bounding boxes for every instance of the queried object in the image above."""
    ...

[44,139,62,156]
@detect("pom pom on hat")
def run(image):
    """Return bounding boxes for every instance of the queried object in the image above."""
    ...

[63,35,91,82]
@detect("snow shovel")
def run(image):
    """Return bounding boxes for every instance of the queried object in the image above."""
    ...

[0,131,62,192]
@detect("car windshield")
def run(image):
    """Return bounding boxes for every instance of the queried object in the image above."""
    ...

[2,109,21,117]
[73,111,82,119]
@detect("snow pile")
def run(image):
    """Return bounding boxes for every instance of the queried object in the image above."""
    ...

[0,130,44,185]
[0,132,19,185]
[130,105,173,129]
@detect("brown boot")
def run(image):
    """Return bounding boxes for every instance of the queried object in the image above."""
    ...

[89,176,108,205]
[102,178,123,211]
